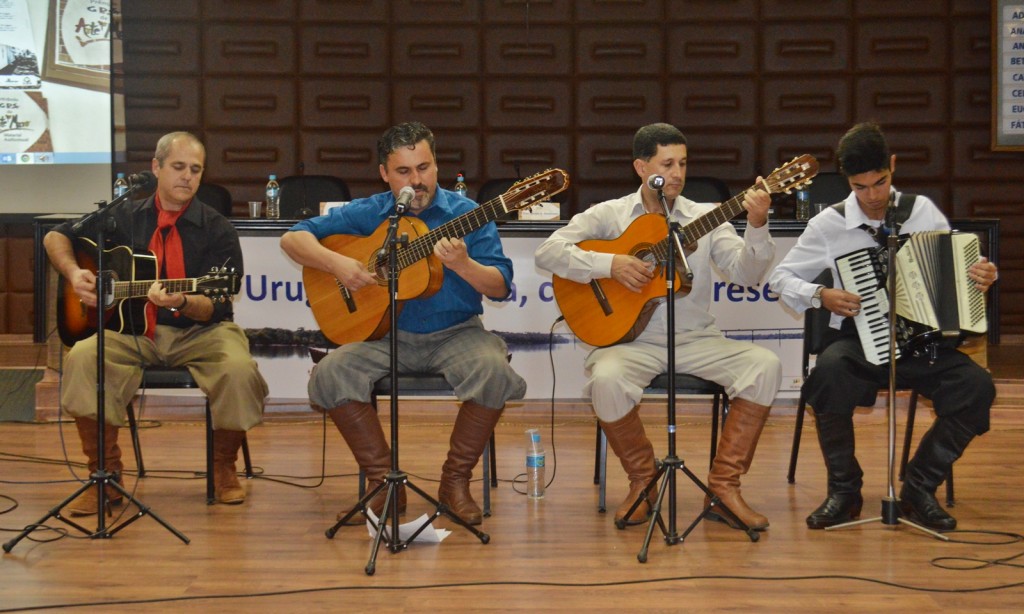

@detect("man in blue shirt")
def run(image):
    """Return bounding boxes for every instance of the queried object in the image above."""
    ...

[281,122,526,525]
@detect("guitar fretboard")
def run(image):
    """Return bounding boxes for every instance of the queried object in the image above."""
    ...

[397,198,512,270]
[113,278,197,300]
[381,169,568,272]
[643,155,817,263]
[647,192,748,264]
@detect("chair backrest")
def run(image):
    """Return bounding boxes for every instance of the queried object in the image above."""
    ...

[475,178,519,204]
[195,182,233,216]
[806,171,850,207]
[279,175,351,219]
[682,176,731,203]
[803,269,841,373]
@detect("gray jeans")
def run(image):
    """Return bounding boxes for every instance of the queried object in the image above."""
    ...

[309,317,526,411]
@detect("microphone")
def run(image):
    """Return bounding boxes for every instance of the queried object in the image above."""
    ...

[126,171,156,191]
[394,186,415,213]
[646,175,665,190]
[883,191,897,230]
[72,170,155,233]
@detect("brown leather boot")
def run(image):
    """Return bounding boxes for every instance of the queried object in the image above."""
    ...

[68,417,124,516]
[705,398,771,531]
[600,406,658,526]
[438,401,502,525]
[327,402,405,518]
[213,430,247,504]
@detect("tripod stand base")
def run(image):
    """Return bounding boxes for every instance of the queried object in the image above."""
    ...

[824,497,949,541]
[620,456,758,564]
[3,470,189,552]
[326,470,489,575]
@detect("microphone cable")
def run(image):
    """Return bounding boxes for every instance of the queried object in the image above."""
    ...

[510,315,564,496]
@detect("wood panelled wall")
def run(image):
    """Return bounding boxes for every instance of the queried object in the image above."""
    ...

[118,0,1024,336]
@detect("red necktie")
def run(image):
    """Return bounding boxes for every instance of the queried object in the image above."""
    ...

[144,196,188,338]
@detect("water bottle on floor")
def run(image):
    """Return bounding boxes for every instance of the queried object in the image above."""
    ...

[525,428,545,499]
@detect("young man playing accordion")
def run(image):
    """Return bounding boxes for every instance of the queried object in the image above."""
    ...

[768,122,999,531]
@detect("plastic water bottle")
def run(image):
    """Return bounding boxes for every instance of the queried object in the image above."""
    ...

[453,172,468,198]
[265,174,280,219]
[525,428,545,499]
[113,172,129,198]
[796,189,811,221]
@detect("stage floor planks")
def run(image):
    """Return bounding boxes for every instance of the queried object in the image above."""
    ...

[1,406,1023,612]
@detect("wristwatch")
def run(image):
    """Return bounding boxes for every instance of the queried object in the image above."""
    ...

[810,285,824,309]
[168,294,188,313]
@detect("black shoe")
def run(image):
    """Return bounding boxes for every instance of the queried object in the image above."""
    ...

[899,484,956,531]
[806,491,863,529]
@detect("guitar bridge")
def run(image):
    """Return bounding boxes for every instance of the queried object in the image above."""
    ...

[337,281,357,313]
[589,280,613,316]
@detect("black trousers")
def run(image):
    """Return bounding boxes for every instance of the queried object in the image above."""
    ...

[803,322,993,436]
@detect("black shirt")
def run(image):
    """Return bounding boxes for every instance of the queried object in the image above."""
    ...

[54,194,243,329]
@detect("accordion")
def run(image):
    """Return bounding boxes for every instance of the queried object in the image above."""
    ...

[835,230,987,365]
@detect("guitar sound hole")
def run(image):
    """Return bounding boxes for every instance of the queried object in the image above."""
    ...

[634,247,659,272]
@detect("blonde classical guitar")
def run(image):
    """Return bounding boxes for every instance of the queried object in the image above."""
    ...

[304,168,570,345]
[551,155,819,348]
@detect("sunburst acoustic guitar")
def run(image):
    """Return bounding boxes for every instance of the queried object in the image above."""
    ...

[57,238,239,347]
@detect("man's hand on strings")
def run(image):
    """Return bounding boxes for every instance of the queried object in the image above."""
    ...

[611,254,655,293]
[71,268,99,308]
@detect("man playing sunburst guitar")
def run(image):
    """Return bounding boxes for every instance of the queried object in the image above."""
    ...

[536,123,782,531]
[280,122,526,525]
[43,131,268,514]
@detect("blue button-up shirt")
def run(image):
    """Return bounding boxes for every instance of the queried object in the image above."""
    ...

[289,188,514,334]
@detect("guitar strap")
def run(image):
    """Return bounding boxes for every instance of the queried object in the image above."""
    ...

[145,196,189,337]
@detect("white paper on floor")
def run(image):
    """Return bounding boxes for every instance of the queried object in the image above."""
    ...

[365,508,451,543]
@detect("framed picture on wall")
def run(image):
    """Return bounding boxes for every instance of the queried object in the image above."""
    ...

[41,0,112,92]
[993,0,1024,150]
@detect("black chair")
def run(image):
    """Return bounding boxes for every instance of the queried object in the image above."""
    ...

[785,270,953,505]
[125,366,254,505]
[278,175,351,219]
[806,171,850,207]
[594,373,729,513]
[682,176,731,203]
[475,178,519,205]
[195,182,233,217]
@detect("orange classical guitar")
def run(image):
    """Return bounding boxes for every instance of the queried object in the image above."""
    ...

[551,155,819,348]
[303,168,570,345]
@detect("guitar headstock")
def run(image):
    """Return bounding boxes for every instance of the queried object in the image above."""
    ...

[198,267,240,299]
[763,154,820,195]
[497,168,571,212]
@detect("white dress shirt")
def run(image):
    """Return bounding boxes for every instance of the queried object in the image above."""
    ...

[535,187,775,334]
[768,187,950,330]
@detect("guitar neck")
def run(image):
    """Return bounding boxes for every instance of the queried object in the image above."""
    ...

[680,192,747,245]
[396,198,511,269]
[651,191,748,260]
[113,278,197,301]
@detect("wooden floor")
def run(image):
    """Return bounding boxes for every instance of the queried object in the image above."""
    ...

[1,400,1023,612]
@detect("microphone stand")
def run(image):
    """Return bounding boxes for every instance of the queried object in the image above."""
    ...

[825,195,946,540]
[620,187,758,564]
[5,184,189,553]
[326,198,488,575]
